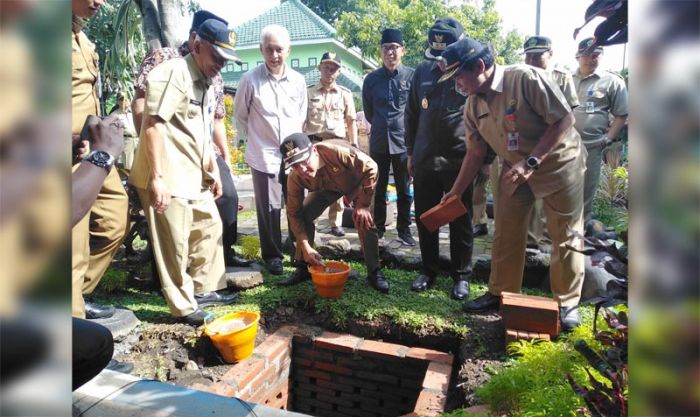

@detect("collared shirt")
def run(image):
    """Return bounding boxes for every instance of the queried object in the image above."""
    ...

[548,66,579,109]
[234,64,308,174]
[362,64,414,155]
[464,64,585,198]
[572,68,628,144]
[405,60,466,172]
[134,42,225,120]
[287,140,377,242]
[129,54,217,199]
[72,29,100,134]
[304,82,356,139]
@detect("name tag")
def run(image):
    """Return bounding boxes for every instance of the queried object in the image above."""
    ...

[507,132,519,151]
[189,99,201,106]
[585,100,595,113]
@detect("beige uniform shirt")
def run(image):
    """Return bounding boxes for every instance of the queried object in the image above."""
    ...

[287,140,377,242]
[464,64,585,198]
[304,83,356,139]
[129,54,216,199]
[71,30,100,134]
[572,69,628,144]
[549,67,579,109]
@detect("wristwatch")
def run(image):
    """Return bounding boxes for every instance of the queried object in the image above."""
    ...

[84,150,116,172]
[525,155,541,171]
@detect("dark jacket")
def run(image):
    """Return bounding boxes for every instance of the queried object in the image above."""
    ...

[362,64,414,155]
[405,60,467,172]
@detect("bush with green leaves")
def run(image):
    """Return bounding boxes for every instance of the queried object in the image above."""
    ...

[593,164,629,233]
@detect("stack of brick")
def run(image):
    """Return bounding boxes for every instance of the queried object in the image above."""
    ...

[190,326,454,417]
[500,292,560,344]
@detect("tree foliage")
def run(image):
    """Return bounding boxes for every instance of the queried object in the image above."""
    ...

[301,0,361,24]
[336,0,524,68]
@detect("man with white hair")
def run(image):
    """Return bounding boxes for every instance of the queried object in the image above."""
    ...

[234,25,308,276]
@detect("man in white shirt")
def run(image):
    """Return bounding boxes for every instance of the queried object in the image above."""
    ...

[234,25,307,275]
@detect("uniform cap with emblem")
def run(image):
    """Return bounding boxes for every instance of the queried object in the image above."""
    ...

[280,133,313,169]
[425,17,464,60]
[319,51,342,67]
[523,36,552,54]
[380,28,404,46]
[197,19,242,64]
[576,37,604,57]
[437,37,487,83]
[190,10,227,33]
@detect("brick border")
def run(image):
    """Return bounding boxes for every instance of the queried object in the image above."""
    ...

[190,327,454,416]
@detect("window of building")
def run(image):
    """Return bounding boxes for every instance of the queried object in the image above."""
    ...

[257,61,263,66]
[241,62,249,71]
[291,59,299,68]
[308,57,317,67]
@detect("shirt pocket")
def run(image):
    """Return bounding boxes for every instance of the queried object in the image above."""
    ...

[187,103,202,119]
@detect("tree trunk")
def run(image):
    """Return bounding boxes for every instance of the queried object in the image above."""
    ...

[134,0,163,51]
[157,0,183,47]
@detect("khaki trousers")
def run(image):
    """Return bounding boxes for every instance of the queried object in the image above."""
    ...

[72,167,129,318]
[294,189,380,274]
[119,136,139,170]
[328,198,344,227]
[137,188,226,317]
[583,141,604,221]
[489,172,585,307]
[526,199,551,246]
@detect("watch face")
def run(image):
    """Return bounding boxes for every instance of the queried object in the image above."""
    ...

[527,157,538,168]
[92,151,111,164]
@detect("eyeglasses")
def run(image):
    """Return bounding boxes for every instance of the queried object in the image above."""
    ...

[381,45,402,53]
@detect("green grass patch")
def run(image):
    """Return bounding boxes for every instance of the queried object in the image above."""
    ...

[237,209,257,222]
[93,259,477,336]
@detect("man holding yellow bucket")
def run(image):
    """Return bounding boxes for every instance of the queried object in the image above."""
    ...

[278,133,390,294]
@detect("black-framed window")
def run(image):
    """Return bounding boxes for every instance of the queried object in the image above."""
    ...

[291,59,299,68]
[257,61,263,66]
[241,62,249,71]
[308,57,317,67]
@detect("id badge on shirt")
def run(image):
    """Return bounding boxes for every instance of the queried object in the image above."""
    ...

[585,100,595,113]
[507,132,519,151]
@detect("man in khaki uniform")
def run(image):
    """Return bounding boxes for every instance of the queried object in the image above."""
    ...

[72,0,129,320]
[304,51,358,237]
[438,37,586,330]
[572,37,628,221]
[129,20,240,325]
[523,35,580,251]
[278,134,389,294]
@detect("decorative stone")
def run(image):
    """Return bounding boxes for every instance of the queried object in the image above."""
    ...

[185,360,199,371]
[225,267,263,290]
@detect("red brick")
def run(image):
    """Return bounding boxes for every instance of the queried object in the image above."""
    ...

[314,331,362,353]
[221,358,265,391]
[254,334,290,367]
[338,406,378,417]
[317,393,355,407]
[422,362,451,392]
[356,370,398,385]
[336,356,378,372]
[293,333,313,344]
[297,346,334,362]
[249,365,275,393]
[414,389,447,416]
[297,368,332,381]
[208,382,237,397]
[314,361,353,376]
[400,377,424,389]
[292,356,312,367]
[406,347,454,365]
[316,378,355,394]
[357,339,408,359]
[501,292,560,335]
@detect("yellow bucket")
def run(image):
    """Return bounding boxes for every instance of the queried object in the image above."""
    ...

[203,311,260,363]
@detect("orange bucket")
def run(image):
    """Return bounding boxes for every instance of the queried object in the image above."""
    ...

[203,311,260,363]
[308,261,351,299]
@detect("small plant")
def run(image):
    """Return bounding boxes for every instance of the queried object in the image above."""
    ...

[593,164,629,233]
[239,235,261,260]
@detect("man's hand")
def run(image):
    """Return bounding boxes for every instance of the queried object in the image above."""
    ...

[407,155,414,177]
[210,175,223,200]
[475,163,491,186]
[352,206,375,232]
[72,135,89,163]
[301,242,323,266]
[504,159,534,185]
[149,176,171,214]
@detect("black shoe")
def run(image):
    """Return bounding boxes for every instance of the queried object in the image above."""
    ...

[265,258,284,275]
[377,230,385,240]
[451,280,470,300]
[367,269,389,294]
[106,359,134,374]
[411,274,435,292]
[560,306,581,332]
[194,291,238,308]
[462,292,500,312]
[398,229,416,246]
[225,253,253,267]
[279,265,311,286]
[85,302,116,320]
[329,226,346,237]
[473,223,488,237]
[182,308,208,326]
